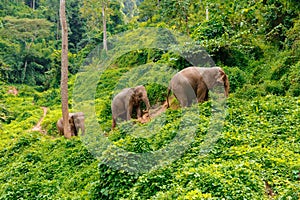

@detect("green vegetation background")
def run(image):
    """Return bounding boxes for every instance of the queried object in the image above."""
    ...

[0,0,299,199]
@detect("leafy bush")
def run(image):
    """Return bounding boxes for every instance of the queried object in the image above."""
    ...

[285,62,300,97]
[270,56,294,81]
[264,80,285,96]
[33,88,61,107]
[223,66,247,93]
[146,83,168,105]
[41,108,62,136]
[234,84,266,99]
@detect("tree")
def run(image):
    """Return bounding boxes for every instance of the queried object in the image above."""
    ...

[0,17,53,84]
[102,1,108,51]
[138,0,192,35]
[60,0,71,138]
[80,0,109,51]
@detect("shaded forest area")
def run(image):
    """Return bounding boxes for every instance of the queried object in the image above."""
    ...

[0,0,299,93]
[0,0,299,199]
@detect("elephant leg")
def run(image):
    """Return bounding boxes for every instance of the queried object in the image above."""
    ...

[69,116,77,136]
[181,99,189,107]
[112,117,116,129]
[127,103,133,120]
[197,89,208,102]
[176,81,196,107]
[136,104,142,118]
[196,82,209,103]
[56,119,64,135]
[173,86,188,107]
[180,91,196,107]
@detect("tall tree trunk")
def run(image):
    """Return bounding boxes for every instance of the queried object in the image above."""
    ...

[22,60,27,83]
[102,2,108,51]
[60,0,71,139]
[22,42,32,83]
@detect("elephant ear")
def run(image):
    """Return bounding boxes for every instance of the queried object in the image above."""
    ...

[217,69,226,82]
[218,69,230,97]
[68,116,74,125]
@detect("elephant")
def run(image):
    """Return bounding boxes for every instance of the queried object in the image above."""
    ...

[56,112,85,136]
[167,66,229,107]
[111,85,151,128]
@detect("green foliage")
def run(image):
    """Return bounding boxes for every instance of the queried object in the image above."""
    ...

[33,88,61,107]
[146,83,168,105]
[121,96,300,199]
[1,0,300,199]
[223,66,247,93]
[285,62,300,97]
[96,164,138,199]
[159,52,191,70]
[0,133,98,199]
[40,108,62,136]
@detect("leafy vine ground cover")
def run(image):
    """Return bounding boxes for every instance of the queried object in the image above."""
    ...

[1,0,299,199]
[0,82,299,199]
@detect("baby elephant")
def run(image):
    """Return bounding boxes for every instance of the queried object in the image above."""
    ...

[56,112,85,136]
[111,85,151,128]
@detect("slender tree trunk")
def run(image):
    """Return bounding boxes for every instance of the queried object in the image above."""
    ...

[22,60,27,83]
[102,2,108,51]
[32,0,35,10]
[22,42,32,83]
[206,6,209,20]
[60,0,71,139]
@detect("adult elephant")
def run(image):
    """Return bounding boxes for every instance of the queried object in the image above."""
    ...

[56,112,85,136]
[111,85,151,128]
[167,67,229,107]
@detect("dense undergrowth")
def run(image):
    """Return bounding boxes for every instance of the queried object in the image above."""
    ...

[0,79,299,199]
[1,0,300,199]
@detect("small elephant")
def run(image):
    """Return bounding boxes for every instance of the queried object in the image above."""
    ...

[167,66,229,107]
[111,85,151,128]
[56,112,85,136]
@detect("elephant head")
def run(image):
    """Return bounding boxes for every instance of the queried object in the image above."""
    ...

[56,115,77,136]
[200,67,229,97]
[133,85,151,112]
[56,112,85,136]
[167,66,229,107]
[219,69,230,97]
[111,85,151,128]
[70,112,85,136]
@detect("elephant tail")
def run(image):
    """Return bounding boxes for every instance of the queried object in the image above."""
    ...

[112,117,116,129]
[166,87,171,108]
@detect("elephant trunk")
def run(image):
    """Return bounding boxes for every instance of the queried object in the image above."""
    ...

[224,76,230,97]
[143,96,151,111]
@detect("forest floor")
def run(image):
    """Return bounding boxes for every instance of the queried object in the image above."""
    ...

[145,96,178,122]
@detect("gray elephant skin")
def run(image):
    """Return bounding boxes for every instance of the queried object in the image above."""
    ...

[111,85,151,128]
[167,67,229,107]
[56,112,85,136]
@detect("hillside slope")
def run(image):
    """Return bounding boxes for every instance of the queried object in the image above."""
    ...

[0,84,299,199]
